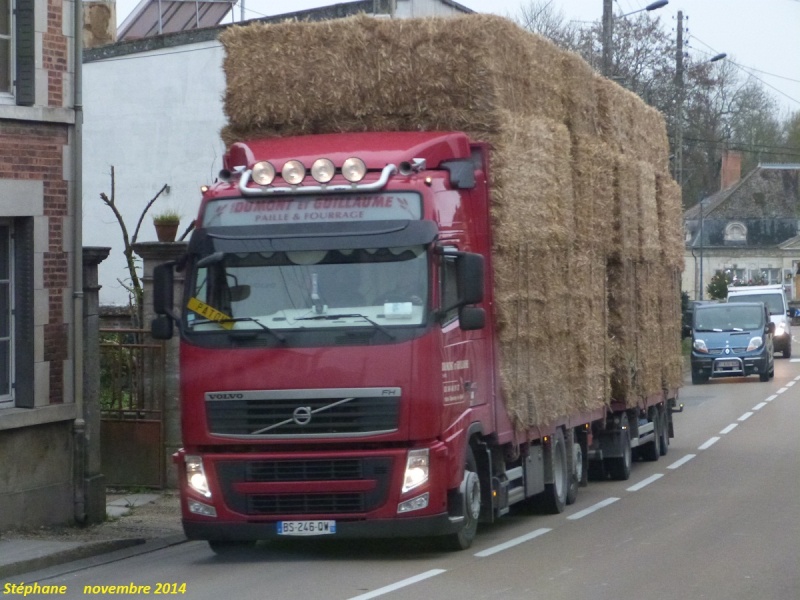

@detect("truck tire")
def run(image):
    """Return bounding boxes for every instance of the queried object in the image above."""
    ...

[658,409,669,457]
[539,428,568,514]
[440,445,481,551]
[605,415,632,481]
[565,431,583,506]
[640,408,660,462]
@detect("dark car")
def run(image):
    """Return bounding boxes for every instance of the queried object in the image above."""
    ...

[690,302,775,384]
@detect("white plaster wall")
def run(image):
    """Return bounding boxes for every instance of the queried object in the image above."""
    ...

[83,40,227,305]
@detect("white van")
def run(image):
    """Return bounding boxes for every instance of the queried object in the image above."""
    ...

[727,284,792,358]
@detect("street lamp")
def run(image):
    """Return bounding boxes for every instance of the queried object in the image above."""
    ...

[602,0,669,76]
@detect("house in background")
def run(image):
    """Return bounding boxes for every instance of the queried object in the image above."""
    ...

[683,151,800,300]
[0,0,88,528]
[81,0,473,307]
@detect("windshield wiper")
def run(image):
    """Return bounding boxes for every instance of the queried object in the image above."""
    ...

[218,316,286,342]
[296,313,395,340]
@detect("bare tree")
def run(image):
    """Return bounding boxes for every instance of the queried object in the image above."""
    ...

[100,166,169,328]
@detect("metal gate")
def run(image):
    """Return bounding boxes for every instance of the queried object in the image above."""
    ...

[100,328,165,488]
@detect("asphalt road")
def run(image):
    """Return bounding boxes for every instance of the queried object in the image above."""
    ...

[17,361,800,600]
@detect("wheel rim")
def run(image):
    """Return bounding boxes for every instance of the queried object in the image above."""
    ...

[464,471,481,520]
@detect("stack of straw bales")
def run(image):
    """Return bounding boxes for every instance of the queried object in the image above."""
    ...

[218,14,684,429]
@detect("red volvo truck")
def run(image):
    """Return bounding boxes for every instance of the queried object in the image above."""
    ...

[151,131,680,552]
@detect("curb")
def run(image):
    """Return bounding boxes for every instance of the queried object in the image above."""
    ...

[0,535,188,582]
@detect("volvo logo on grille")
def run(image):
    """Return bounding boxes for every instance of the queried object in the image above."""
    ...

[292,406,313,426]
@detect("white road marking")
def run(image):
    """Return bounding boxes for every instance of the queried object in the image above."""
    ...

[566,498,620,521]
[738,412,754,421]
[474,528,552,557]
[668,454,696,469]
[765,394,778,402]
[720,423,738,434]
[776,387,788,394]
[786,380,796,387]
[698,437,720,450]
[752,402,767,411]
[348,570,447,600]
[626,474,664,492]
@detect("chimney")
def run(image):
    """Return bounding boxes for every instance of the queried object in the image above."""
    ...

[720,150,742,191]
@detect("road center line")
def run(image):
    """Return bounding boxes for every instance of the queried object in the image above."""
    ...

[738,412,754,421]
[752,402,767,411]
[348,569,447,600]
[566,497,620,521]
[720,423,738,434]
[474,527,551,557]
[765,394,778,402]
[626,474,663,492]
[786,380,796,387]
[698,437,720,450]
[667,454,696,469]
[776,387,788,394]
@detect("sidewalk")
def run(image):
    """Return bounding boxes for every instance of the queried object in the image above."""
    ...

[0,492,186,580]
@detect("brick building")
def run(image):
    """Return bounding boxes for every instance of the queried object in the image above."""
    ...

[0,0,86,528]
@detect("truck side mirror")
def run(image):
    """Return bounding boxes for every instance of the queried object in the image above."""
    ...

[153,263,175,316]
[151,314,174,340]
[457,252,484,305]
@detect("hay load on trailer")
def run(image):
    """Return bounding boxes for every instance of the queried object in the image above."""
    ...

[218,13,684,429]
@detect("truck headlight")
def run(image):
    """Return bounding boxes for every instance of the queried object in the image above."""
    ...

[402,448,429,493]
[342,157,367,182]
[775,323,786,336]
[252,161,276,185]
[282,160,306,185]
[747,336,764,351]
[693,339,708,353]
[185,455,211,498]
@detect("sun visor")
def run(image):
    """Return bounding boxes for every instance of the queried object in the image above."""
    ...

[188,220,438,255]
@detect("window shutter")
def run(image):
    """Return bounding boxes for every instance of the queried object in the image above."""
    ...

[14,218,34,408]
[15,0,35,106]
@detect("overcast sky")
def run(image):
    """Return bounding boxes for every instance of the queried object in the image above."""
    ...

[114,0,800,117]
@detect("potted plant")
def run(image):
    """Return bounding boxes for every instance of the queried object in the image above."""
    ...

[153,210,181,242]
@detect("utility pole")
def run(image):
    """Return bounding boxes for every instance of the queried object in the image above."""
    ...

[673,10,685,188]
[602,0,613,76]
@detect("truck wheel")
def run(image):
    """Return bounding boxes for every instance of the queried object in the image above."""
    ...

[565,431,583,505]
[640,408,660,462]
[441,445,481,551]
[784,344,791,359]
[605,415,632,481]
[658,409,669,457]
[540,428,568,514]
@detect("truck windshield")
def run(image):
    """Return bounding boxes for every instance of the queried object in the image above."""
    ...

[186,245,428,332]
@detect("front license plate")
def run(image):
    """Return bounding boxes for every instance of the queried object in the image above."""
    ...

[277,520,336,536]
[717,360,739,368]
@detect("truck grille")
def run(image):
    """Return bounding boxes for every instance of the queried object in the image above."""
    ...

[217,457,392,516]
[205,388,400,438]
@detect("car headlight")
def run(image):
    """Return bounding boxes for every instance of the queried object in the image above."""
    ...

[775,323,786,336]
[747,336,764,352]
[185,455,211,498]
[693,339,708,354]
[402,448,429,493]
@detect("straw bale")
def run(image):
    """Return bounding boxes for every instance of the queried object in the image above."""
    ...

[561,52,599,138]
[656,174,685,270]
[637,161,660,262]
[610,155,639,262]
[607,259,635,403]
[634,261,664,400]
[219,15,567,137]
[659,268,684,391]
[571,134,614,257]
[594,76,670,169]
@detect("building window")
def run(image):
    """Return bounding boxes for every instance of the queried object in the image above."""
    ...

[0,223,13,406]
[724,222,747,243]
[0,0,11,95]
